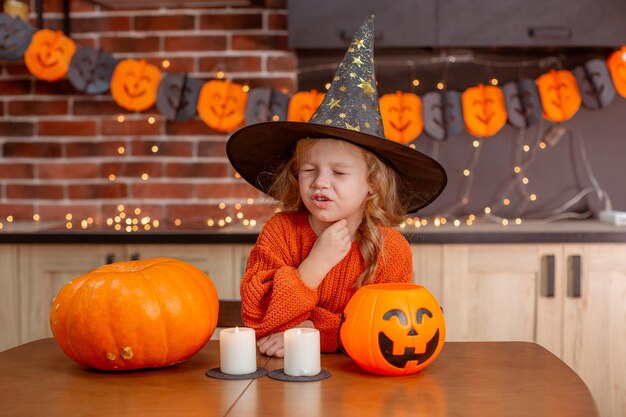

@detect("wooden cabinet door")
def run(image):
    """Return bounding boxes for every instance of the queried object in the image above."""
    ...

[0,245,20,351]
[126,245,238,300]
[411,244,443,301]
[18,244,126,344]
[232,244,254,300]
[441,244,542,342]
[562,244,626,417]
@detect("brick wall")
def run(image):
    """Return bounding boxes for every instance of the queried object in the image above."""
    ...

[0,0,295,231]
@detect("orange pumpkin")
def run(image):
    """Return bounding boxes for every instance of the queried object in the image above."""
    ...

[110,59,162,112]
[49,257,219,371]
[24,29,76,81]
[462,84,507,137]
[380,91,423,143]
[287,89,325,122]
[536,70,582,122]
[197,79,247,132]
[340,283,445,376]
[607,47,626,98]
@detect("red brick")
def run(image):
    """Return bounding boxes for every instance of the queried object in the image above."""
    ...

[72,16,131,33]
[102,162,164,178]
[145,57,196,73]
[38,163,100,179]
[197,182,264,199]
[0,204,34,220]
[198,141,227,157]
[42,0,96,12]
[199,13,262,30]
[69,183,128,199]
[34,80,77,95]
[6,184,65,200]
[8,100,69,116]
[73,100,125,116]
[3,143,61,158]
[5,64,32,76]
[135,15,195,31]
[38,204,99,222]
[0,164,34,179]
[132,183,195,199]
[267,13,287,30]
[264,0,287,9]
[0,80,32,95]
[232,34,288,50]
[0,122,35,136]
[166,120,224,136]
[199,56,262,73]
[100,36,160,53]
[102,119,162,136]
[166,162,229,178]
[67,141,126,157]
[164,35,227,52]
[233,77,296,92]
[102,204,163,221]
[72,37,97,48]
[165,204,228,222]
[38,121,97,136]
[267,55,297,72]
[131,140,193,157]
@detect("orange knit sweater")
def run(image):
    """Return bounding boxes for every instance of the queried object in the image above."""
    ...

[240,211,413,352]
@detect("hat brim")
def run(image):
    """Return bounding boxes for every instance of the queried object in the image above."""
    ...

[226,121,447,214]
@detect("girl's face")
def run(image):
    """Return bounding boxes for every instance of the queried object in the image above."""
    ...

[298,139,371,236]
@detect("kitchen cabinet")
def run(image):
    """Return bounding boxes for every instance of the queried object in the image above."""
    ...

[0,245,19,352]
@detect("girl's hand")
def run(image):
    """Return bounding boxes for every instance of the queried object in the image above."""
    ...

[298,219,351,288]
[257,320,316,357]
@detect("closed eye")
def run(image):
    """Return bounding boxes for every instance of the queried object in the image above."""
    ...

[416,308,433,324]
[383,309,407,325]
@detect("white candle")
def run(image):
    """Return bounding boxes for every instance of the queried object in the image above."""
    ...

[283,328,321,376]
[219,326,257,375]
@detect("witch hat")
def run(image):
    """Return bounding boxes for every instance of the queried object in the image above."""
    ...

[227,15,446,213]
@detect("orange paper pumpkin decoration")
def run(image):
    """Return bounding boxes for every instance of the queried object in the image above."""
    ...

[24,29,76,81]
[607,47,626,98]
[380,91,423,144]
[110,59,162,112]
[340,283,445,376]
[49,257,219,371]
[462,84,507,137]
[536,70,582,122]
[197,80,247,132]
[287,89,325,122]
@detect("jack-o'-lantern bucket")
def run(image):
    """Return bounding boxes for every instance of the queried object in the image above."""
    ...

[340,283,445,376]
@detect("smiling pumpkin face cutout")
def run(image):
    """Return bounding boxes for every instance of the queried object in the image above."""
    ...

[380,91,423,144]
[462,84,507,137]
[24,29,76,81]
[110,59,161,112]
[607,47,626,99]
[536,69,582,122]
[287,90,325,122]
[340,283,445,376]
[197,79,247,132]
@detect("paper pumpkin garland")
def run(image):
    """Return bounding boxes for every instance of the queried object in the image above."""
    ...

[0,13,35,61]
[422,90,464,140]
[379,91,423,144]
[67,46,117,95]
[607,47,626,98]
[24,29,76,82]
[197,79,247,132]
[573,59,616,110]
[110,59,161,112]
[156,73,203,122]
[536,70,582,122]
[462,84,507,137]
[502,79,542,128]
[287,89,325,122]
[244,88,289,124]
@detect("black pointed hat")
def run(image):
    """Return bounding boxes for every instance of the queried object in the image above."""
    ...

[227,15,447,213]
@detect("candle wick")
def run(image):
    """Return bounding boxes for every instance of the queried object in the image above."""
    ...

[235,326,239,332]
[296,329,302,334]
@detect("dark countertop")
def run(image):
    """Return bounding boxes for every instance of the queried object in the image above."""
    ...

[2,220,626,244]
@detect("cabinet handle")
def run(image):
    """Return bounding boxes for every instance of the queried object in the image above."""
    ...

[105,253,115,264]
[130,253,140,261]
[540,255,555,297]
[567,255,582,298]
[527,26,572,40]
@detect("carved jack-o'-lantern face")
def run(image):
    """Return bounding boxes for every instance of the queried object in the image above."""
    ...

[536,70,582,122]
[340,283,445,376]
[462,84,507,137]
[24,29,76,81]
[380,91,423,144]
[0,13,35,61]
[197,80,247,132]
[287,90,325,122]
[68,46,117,95]
[110,59,161,112]
[607,47,626,99]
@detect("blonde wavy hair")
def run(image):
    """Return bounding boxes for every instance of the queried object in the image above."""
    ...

[267,138,406,287]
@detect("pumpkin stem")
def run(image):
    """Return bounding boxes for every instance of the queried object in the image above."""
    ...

[120,347,134,360]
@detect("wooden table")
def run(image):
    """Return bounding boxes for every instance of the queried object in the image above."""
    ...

[0,339,598,417]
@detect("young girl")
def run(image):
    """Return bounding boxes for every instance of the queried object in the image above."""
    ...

[226,15,447,356]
